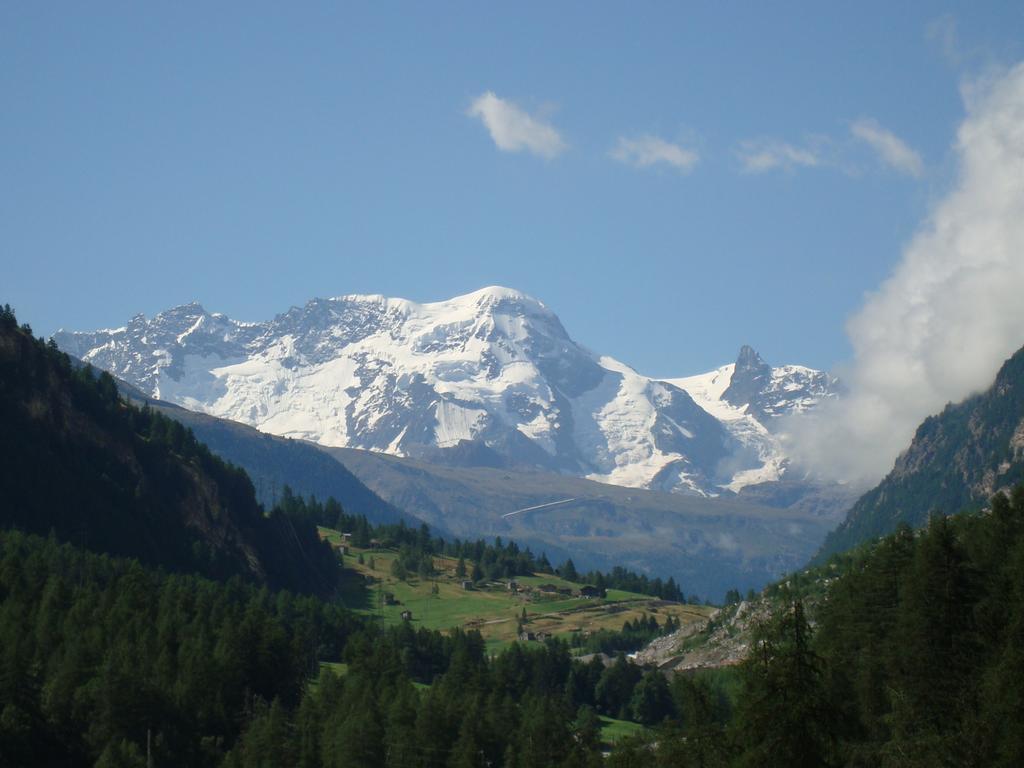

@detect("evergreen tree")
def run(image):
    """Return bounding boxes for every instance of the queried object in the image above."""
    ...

[629,670,675,725]
[734,601,836,768]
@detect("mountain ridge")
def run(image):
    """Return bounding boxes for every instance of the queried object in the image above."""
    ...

[818,342,1024,557]
[54,287,841,498]
[0,308,338,594]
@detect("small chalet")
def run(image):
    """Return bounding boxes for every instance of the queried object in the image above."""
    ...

[536,583,559,594]
[518,631,535,642]
[507,580,519,593]
[400,610,413,621]
[576,585,605,599]
[382,592,397,606]
[460,580,474,591]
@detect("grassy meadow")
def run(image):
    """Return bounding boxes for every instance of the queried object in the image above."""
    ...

[318,527,711,654]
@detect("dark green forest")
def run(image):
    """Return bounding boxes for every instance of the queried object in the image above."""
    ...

[0,531,359,766]
[0,306,338,595]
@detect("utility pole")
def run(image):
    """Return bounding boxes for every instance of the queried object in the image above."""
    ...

[147,727,152,768]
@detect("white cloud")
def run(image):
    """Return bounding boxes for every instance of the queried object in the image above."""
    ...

[467,91,567,159]
[851,118,924,177]
[784,62,1024,485]
[610,134,699,173]
[736,139,821,173]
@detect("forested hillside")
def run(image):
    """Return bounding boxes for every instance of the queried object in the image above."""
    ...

[139,398,410,527]
[807,489,1024,766]
[0,306,336,594]
[606,488,1024,766]
[0,531,359,767]
[820,344,1024,557]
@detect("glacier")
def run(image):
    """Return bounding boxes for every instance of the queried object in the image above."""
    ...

[55,286,839,496]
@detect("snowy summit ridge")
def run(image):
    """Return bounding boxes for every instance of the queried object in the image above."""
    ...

[55,287,839,496]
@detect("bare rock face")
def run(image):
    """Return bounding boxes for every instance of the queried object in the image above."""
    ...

[722,346,773,412]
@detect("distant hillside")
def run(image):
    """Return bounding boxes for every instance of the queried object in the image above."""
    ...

[323,445,840,601]
[819,343,1024,557]
[131,395,413,527]
[0,307,336,594]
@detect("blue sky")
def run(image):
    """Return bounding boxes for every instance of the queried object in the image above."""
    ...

[3,2,1022,377]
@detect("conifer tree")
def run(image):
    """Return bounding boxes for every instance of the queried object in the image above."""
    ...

[734,600,836,767]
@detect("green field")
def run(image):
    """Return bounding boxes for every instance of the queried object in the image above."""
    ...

[600,716,649,744]
[319,527,712,653]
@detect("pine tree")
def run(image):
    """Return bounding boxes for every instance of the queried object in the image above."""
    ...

[734,601,836,767]
[886,515,979,764]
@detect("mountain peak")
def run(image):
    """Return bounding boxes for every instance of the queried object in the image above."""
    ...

[463,285,535,303]
[722,345,773,409]
[328,286,545,316]
[446,286,550,317]
[735,345,766,370]
[156,300,208,319]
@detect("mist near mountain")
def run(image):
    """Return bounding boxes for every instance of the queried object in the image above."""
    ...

[784,62,1024,486]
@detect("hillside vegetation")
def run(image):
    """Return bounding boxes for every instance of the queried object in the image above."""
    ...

[139,398,409,526]
[617,488,1024,766]
[326,445,837,601]
[820,343,1024,558]
[0,307,337,594]
[318,526,712,653]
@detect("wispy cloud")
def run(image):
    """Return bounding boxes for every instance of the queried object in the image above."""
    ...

[851,118,923,177]
[610,134,699,173]
[784,62,1024,484]
[926,14,962,67]
[736,139,821,173]
[467,91,567,159]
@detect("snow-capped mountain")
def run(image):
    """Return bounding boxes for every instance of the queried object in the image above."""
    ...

[664,346,839,492]
[54,287,838,496]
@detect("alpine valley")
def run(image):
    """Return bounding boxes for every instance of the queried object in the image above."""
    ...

[54,287,854,597]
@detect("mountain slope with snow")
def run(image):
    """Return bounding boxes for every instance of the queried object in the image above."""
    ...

[55,288,839,496]
[664,345,840,492]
